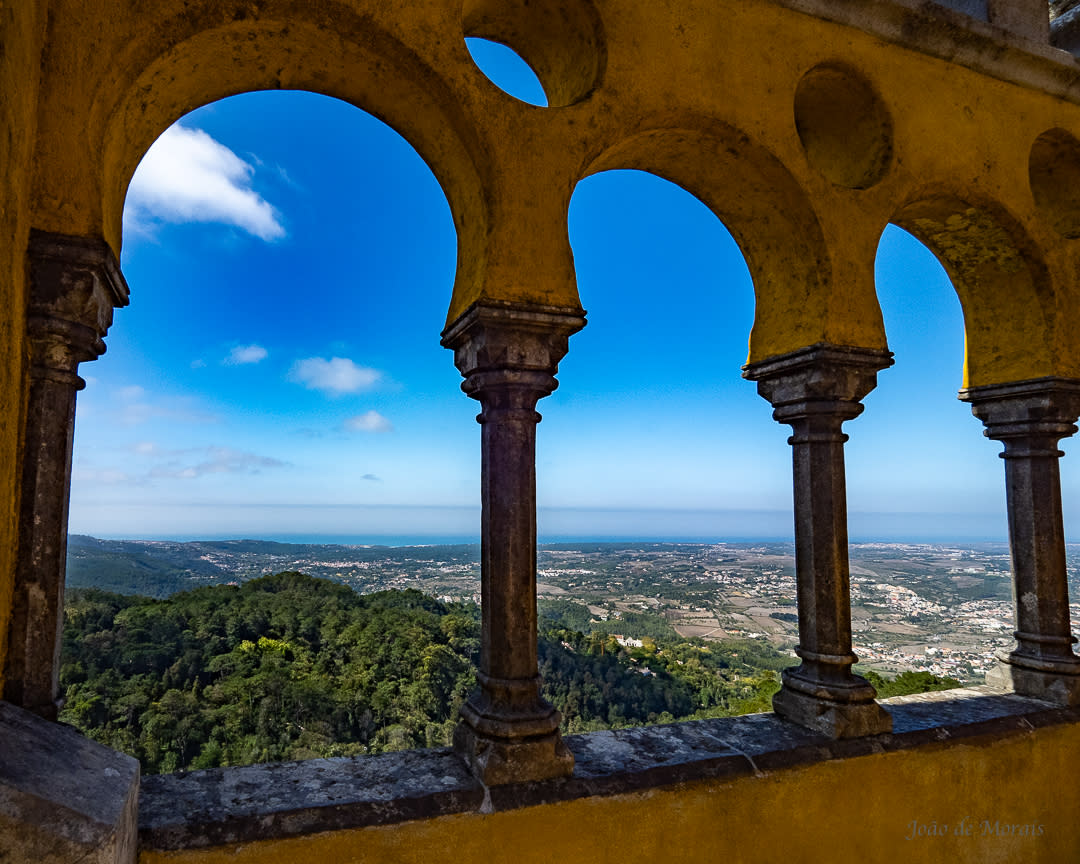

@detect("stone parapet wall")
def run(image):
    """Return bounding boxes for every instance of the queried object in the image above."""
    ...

[135,688,1080,863]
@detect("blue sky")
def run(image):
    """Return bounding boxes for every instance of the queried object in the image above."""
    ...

[67,41,1069,542]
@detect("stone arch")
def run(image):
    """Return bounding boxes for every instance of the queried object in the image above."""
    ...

[889,194,1055,387]
[577,123,885,363]
[91,5,489,323]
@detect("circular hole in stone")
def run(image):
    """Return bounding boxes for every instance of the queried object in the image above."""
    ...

[793,64,893,190]
[462,0,605,108]
[1029,127,1080,239]
[465,38,548,107]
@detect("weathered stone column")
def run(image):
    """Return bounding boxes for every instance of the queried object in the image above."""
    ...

[743,344,893,738]
[3,230,128,718]
[442,302,584,784]
[959,378,1080,705]
[988,0,1049,43]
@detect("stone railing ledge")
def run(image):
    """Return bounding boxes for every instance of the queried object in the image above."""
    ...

[139,687,1077,853]
[0,700,139,864]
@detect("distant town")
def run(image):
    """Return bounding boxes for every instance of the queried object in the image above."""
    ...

[66,535,1080,684]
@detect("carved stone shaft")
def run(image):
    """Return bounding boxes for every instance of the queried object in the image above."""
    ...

[442,302,584,784]
[987,0,1049,43]
[959,378,1080,706]
[744,344,893,738]
[4,230,128,718]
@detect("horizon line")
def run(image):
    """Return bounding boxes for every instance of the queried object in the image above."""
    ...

[69,531,1018,547]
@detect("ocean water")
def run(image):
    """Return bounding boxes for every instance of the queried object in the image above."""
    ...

[96,533,779,547]
[91,533,480,547]
[85,508,1011,546]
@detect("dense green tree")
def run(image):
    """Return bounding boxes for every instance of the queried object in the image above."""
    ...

[861,669,961,698]
[59,573,962,775]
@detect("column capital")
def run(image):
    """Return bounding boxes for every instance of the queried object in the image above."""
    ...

[743,343,894,423]
[441,301,586,394]
[26,230,130,385]
[958,377,1080,445]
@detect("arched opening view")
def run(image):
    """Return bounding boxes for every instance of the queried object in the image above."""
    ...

[59,91,491,772]
[55,122,1024,773]
[844,224,1010,694]
[542,168,797,728]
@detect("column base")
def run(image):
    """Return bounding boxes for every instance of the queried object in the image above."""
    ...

[453,721,574,786]
[26,699,60,722]
[985,656,1080,706]
[0,701,139,864]
[773,670,892,738]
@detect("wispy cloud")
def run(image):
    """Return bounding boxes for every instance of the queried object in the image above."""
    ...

[112,386,218,426]
[125,125,285,241]
[276,165,302,191]
[361,473,382,482]
[345,410,394,433]
[77,443,287,486]
[224,344,268,366]
[118,385,146,401]
[147,446,288,480]
[289,357,381,395]
[71,467,136,486]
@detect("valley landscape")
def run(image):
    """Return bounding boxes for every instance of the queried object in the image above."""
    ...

[68,534,1079,683]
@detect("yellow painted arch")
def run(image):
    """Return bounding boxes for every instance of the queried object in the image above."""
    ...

[578,123,885,364]
[891,193,1054,388]
[39,2,494,325]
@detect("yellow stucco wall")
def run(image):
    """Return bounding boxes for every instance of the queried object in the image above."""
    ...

[15,0,1080,386]
[139,720,1080,864]
[0,0,47,690]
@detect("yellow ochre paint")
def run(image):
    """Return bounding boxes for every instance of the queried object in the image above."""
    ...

[139,722,1080,864]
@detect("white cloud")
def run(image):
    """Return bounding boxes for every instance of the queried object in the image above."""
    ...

[224,344,268,366]
[125,125,285,241]
[345,410,394,433]
[289,357,382,395]
[149,447,287,479]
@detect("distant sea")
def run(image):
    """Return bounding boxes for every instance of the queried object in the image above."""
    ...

[88,533,480,547]
[90,531,1015,547]
[80,503,1016,547]
[94,533,793,547]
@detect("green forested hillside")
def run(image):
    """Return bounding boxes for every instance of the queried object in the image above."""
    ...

[65,534,226,596]
[59,573,957,775]
[61,574,479,772]
[64,534,483,597]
